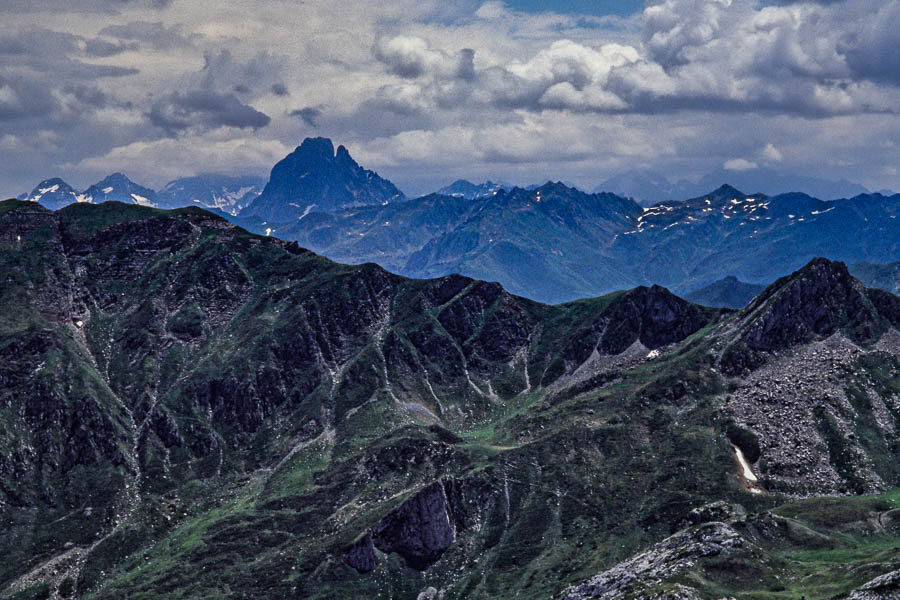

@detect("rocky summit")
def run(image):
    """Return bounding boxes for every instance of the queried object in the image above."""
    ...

[240,137,405,223]
[2,199,900,600]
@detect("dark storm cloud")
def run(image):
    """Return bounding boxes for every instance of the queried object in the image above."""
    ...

[63,85,110,110]
[839,3,900,85]
[0,75,57,121]
[0,28,139,79]
[149,90,271,134]
[289,107,322,127]
[0,28,138,127]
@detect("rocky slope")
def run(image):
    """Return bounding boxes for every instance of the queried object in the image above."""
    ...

[2,199,900,600]
[560,493,900,599]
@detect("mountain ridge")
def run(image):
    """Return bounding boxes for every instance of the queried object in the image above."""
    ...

[2,198,900,599]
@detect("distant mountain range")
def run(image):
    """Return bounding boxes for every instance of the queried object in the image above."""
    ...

[11,138,900,304]
[685,263,900,309]
[595,167,874,206]
[241,170,900,303]
[19,172,265,216]
[155,174,266,214]
[683,276,767,309]
[435,179,508,199]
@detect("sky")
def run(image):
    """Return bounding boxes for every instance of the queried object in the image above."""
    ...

[1,0,899,197]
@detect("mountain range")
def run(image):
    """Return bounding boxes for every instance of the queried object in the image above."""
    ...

[19,173,265,216]
[2,198,900,599]
[241,157,899,303]
[595,167,875,206]
[684,262,900,309]
[435,179,508,199]
[12,138,900,306]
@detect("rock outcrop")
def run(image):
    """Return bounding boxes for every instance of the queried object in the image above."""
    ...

[372,481,457,571]
[558,522,744,600]
[849,569,900,599]
[343,532,377,573]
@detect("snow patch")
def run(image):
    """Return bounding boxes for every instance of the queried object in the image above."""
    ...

[733,445,758,482]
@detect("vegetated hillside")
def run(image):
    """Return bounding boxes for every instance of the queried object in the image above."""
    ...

[2,198,900,600]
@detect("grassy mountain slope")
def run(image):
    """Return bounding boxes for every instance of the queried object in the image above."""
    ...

[2,199,900,600]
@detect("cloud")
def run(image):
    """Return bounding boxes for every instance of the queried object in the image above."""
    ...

[762,143,783,162]
[0,75,58,121]
[84,37,139,57]
[724,158,758,171]
[149,90,271,134]
[289,107,322,127]
[2,0,900,197]
[3,0,173,12]
[99,21,198,49]
[67,134,291,185]
[643,0,733,68]
[838,3,900,85]
[374,35,475,80]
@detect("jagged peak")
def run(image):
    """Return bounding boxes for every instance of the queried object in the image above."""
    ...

[721,257,900,374]
[711,183,745,197]
[746,257,855,311]
[33,177,72,189]
[296,136,336,157]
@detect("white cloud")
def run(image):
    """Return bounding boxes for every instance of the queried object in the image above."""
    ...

[66,132,291,186]
[723,158,758,171]
[761,143,783,162]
